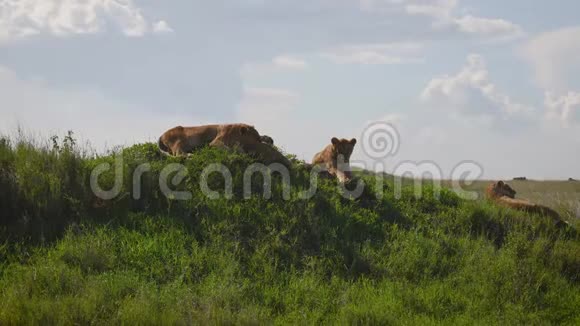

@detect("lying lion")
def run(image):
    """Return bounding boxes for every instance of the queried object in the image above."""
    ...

[312,137,357,183]
[486,181,568,227]
[158,124,291,167]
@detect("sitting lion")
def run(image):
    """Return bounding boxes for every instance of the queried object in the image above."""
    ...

[158,124,291,167]
[486,181,568,227]
[312,137,357,183]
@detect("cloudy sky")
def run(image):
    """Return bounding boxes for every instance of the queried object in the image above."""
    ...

[1,0,579,179]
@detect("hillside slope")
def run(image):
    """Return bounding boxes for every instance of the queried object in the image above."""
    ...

[0,137,579,324]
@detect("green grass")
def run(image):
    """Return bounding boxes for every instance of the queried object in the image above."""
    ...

[0,133,579,325]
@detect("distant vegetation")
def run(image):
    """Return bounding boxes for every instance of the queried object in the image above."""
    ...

[0,133,579,324]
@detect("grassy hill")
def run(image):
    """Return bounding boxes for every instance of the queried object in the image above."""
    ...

[1,134,579,324]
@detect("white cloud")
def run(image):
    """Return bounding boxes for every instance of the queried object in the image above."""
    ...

[272,55,307,69]
[421,54,533,124]
[0,0,166,44]
[364,0,523,41]
[241,87,299,101]
[405,0,457,22]
[241,55,307,77]
[380,113,406,124]
[521,27,580,129]
[321,42,424,65]
[521,26,580,92]
[544,91,580,128]
[152,20,174,34]
[453,15,523,40]
[0,65,202,150]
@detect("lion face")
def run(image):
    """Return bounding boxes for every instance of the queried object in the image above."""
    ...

[331,137,357,163]
[490,180,517,199]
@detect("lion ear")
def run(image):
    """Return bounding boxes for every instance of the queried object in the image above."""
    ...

[497,181,504,186]
[331,137,340,145]
[240,126,248,134]
[350,138,357,145]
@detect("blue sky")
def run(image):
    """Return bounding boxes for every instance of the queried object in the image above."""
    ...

[1,0,579,179]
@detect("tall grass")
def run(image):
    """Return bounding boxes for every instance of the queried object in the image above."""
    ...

[0,133,579,324]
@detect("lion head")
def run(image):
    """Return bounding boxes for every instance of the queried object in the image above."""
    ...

[260,135,274,146]
[240,125,261,142]
[331,137,357,162]
[219,124,262,145]
[487,180,517,199]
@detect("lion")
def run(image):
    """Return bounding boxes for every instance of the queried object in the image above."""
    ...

[486,181,568,227]
[312,137,357,183]
[158,124,291,167]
